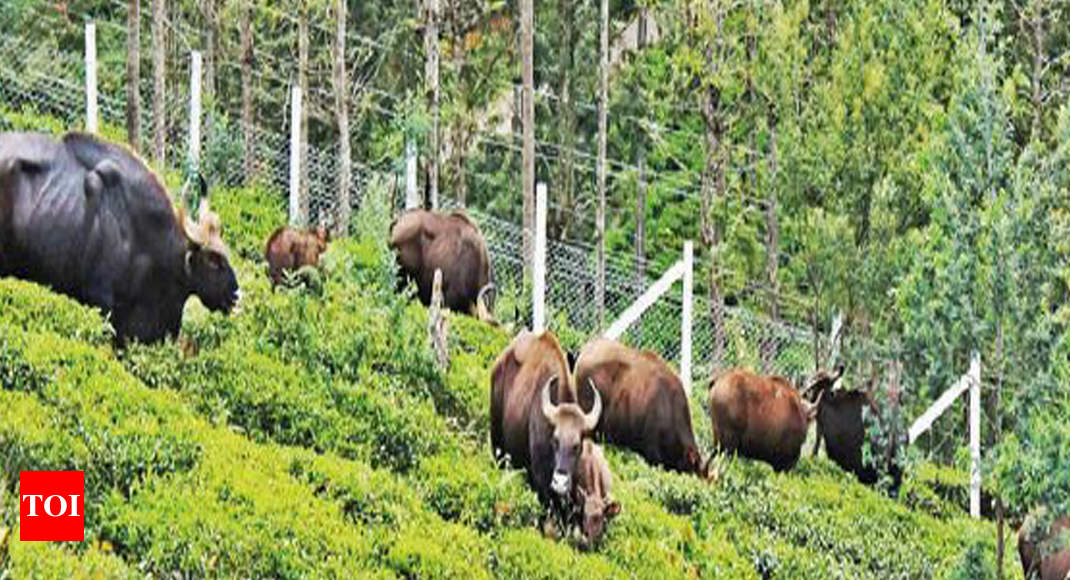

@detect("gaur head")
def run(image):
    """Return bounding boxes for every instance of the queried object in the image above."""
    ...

[802,364,845,402]
[541,376,602,497]
[578,486,620,548]
[800,364,842,418]
[181,198,239,313]
[312,223,330,254]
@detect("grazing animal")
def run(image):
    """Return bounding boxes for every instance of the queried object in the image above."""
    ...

[708,368,829,471]
[490,331,602,514]
[0,132,238,344]
[573,338,707,475]
[572,439,620,548]
[264,224,330,286]
[389,209,495,322]
[806,367,904,489]
[1020,513,1070,580]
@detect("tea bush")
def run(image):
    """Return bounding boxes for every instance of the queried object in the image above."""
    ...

[0,117,1021,578]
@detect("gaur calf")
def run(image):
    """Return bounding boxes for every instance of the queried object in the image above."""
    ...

[572,439,620,548]
[264,224,329,287]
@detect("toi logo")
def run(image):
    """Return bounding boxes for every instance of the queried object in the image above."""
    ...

[19,471,85,541]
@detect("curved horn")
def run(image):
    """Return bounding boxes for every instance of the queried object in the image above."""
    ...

[476,283,497,324]
[541,376,559,422]
[198,172,209,205]
[832,363,845,382]
[804,389,826,420]
[582,378,603,432]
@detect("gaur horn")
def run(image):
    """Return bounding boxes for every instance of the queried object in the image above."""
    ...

[582,378,602,431]
[804,389,826,420]
[541,376,560,422]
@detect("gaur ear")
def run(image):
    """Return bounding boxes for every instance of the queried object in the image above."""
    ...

[605,500,621,519]
[85,159,121,197]
[833,364,845,383]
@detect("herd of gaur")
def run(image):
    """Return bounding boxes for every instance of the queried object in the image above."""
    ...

[0,132,1064,574]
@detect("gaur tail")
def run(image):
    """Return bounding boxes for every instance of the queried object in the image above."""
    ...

[476,283,498,325]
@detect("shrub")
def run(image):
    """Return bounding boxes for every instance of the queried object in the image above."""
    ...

[0,278,113,345]
[414,450,541,533]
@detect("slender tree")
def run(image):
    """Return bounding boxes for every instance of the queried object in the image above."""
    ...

[240,0,254,183]
[520,0,535,277]
[556,0,576,240]
[425,0,440,209]
[699,0,727,364]
[635,6,647,287]
[201,0,216,101]
[126,0,141,151]
[596,0,608,327]
[334,0,350,236]
[151,0,166,166]
[762,107,780,373]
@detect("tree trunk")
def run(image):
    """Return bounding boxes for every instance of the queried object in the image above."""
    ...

[202,0,216,102]
[126,0,141,151]
[762,109,780,374]
[701,1,726,365]
[448,1,468,206]
[298,1,309,225]
[1030,2,1045,140]
[635,6,647,288]
[596,0,609,328]
[151,0,166,167]
[334,0,350,236]
[520,0,535,281]
[556,0,575,241]
[240,0,254,183]
[425,0,440,209]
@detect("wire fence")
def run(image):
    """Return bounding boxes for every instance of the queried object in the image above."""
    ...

[0,26,856,386]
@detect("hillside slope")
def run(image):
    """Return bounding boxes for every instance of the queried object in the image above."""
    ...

[0,122,1016,579]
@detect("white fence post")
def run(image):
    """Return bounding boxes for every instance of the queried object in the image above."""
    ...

[969,351,981,518]
[289,86,302,226]
[189,51,202,169]
[288,87,303,224]
[405,140,419,210]
[681,241,693,394]
[533,182,547,333]
[85,22,98,134]
[828,310,844,367]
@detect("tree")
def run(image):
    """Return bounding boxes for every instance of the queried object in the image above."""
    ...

[425,0,440,209]
[555,0,576,241]
[520,0,534,280]
[635,5,648,288]
[240,0,254,183]
[333,0,350,236]
[596,0,609,328]
[151,0,166,166]
[201,0,216,101]
[126,0,141,151]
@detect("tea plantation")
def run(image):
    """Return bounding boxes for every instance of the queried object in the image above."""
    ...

[0,120,1018,579]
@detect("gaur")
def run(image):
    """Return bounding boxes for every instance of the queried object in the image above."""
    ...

[573,337,708,476]
[490,331,603,520]
[389,209,495,322]
[0,132,238,344]
[708,368,830,471]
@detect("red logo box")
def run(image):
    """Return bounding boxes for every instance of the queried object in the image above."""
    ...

[19,471,84,541]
